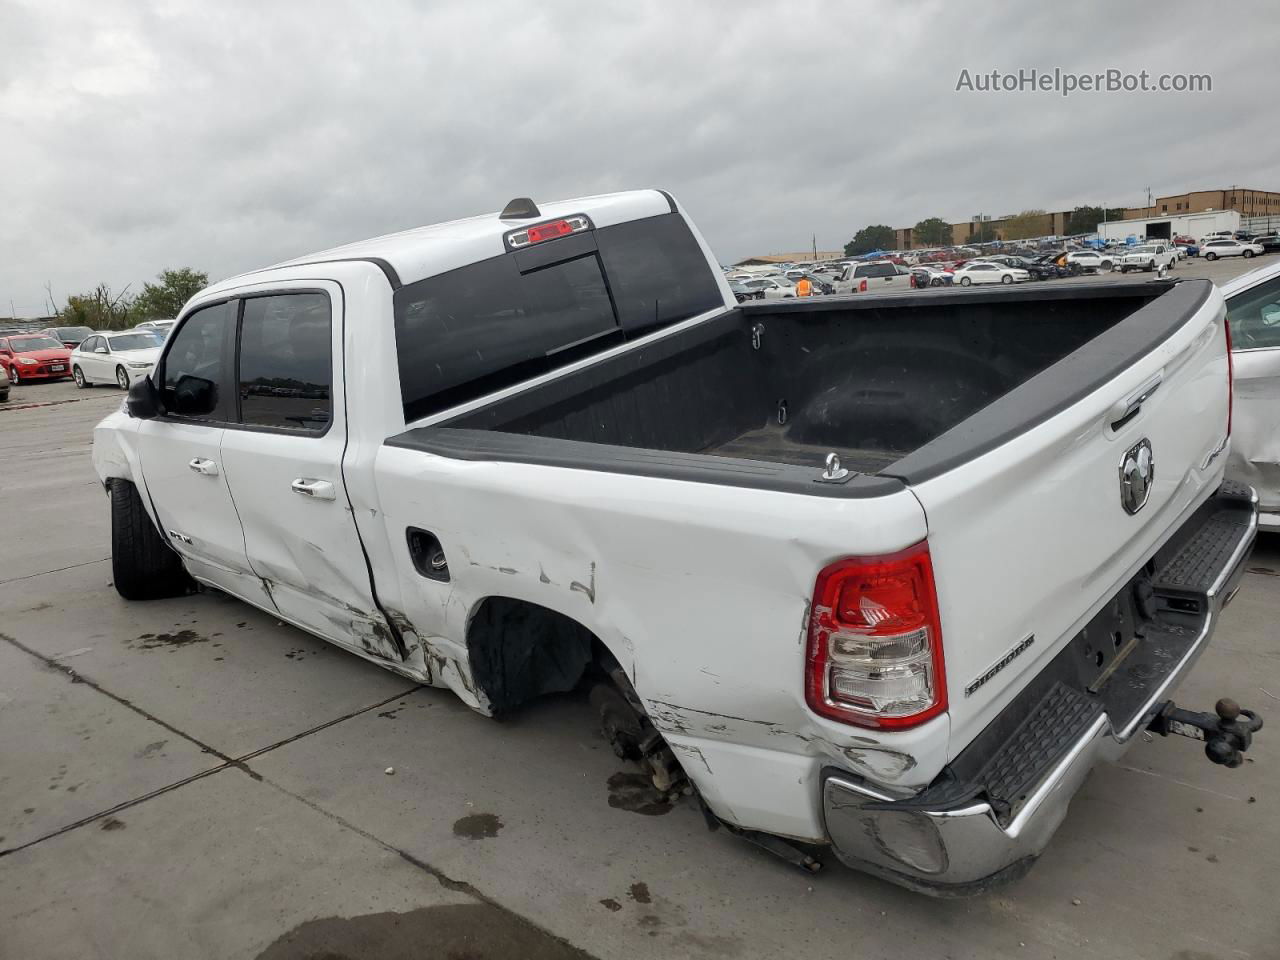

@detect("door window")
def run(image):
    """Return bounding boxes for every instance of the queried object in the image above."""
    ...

[161,301,232,418]
[1228,276,1280,350]
[236,293,333,432]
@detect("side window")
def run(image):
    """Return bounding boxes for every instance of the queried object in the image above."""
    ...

[237,293,333,432]
[1227,276,1280,350]
[161,301,232,418]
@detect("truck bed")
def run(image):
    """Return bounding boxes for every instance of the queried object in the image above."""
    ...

[415,284,1191,491]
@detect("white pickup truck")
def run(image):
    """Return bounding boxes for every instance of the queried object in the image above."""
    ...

[93,190,1262,894]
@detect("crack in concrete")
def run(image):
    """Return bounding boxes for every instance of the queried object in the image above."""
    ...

[0,557,109,586]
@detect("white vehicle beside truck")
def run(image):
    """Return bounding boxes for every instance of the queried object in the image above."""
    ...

[92,189,1262,895]
[1116,243,1178,274]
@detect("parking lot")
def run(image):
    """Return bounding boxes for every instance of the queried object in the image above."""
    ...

[2,265,1279,960]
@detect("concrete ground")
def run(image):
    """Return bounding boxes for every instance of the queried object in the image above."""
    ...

[2,263,1279,959]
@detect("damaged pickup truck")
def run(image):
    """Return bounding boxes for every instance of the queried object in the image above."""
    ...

[93,189,1262,894]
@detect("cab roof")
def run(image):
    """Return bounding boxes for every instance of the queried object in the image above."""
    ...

[209,189,675,296]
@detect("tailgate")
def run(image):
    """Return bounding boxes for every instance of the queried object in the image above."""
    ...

[887,281,1232,755]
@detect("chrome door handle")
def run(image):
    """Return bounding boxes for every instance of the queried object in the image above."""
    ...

[291,478,336,501]
[188,458,219,476]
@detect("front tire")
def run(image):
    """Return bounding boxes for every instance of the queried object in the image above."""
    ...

[73,366,92,389]
[8,365,20,385]
[1206,252,1218,261]
[1001,274,1013,285]
[110,479,193,600]
[1243,250,1255,259]
[959,276,971,286]
[115,366,130,390]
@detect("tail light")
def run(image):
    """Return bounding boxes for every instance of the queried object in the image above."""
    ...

[909,274,917,288]
[806,543,947,729]
[1224,315,1234,436]
[858,279,868,293]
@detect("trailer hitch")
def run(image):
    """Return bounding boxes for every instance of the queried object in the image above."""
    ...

[1147,698,1263,768]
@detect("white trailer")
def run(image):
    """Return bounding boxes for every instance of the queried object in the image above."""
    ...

[1097,209,1240,244]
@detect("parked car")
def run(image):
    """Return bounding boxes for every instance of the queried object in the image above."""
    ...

[40,325,96,348]
[911,265,953,287]
[951,262,1029,285]
[134,319,176,336]
[984,255,1045,278]
[832,260,915,294]
[1222,260,1280,532]
[1027,254,1071,280]
[1202,238,1265,261]
[71,330,165,390]
[1252,234,1280,254]
[94,189,1259,896]
[741,276,795,300]
[0,363,8,402]
[1175,243,1199,258]
[1063,250,1115,273]
[0,333,73,384]
[728,281,756,303]
[1117,243,1178,273]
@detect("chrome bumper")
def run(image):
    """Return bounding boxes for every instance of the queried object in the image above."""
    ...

[823,487,1258,896]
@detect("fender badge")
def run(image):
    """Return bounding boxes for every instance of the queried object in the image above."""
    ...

[965,634,1035,697]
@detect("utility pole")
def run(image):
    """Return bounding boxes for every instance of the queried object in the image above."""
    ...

[1145,186,1153,214]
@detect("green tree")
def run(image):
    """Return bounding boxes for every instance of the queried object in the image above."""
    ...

[844,224,896,256]
[59,283,135,330]
[131,268,209,321]
[912,217,953,246]
[1002,209,1049,241]
[1063,206,1126,236]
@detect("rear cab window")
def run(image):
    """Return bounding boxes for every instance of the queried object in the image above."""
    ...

[393,212,723,422]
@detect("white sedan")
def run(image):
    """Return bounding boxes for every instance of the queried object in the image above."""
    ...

[952,262,1029,286]
[71,330,164,390]
[1222,261,1280,531]
[741,276,797,299]
[1202,238,1265,261]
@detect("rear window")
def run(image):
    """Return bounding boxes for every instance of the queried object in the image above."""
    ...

[854,263,896,278]
[394,212,722,422]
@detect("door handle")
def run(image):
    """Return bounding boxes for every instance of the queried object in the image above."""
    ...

[188,458,219,476]
[291,478,336,501]
[1109,373,1163,430]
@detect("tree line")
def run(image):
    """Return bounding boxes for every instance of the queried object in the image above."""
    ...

[843,206,1127,256]
[51,268,209,330]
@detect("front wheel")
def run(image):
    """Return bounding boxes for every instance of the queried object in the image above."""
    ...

[959,276,971,286]
[1243,250,1255,259]
[1001,274,1013,284]
[73,366,92,389]
[8,365,20,386]
[1101,260,1114,272]
[115,366,130,390]
[110,479,193,600]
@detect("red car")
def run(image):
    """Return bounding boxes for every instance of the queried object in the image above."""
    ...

[0,333,73,384]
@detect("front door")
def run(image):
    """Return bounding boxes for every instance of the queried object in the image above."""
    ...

[135,300,266,603]
[216,285,401,663]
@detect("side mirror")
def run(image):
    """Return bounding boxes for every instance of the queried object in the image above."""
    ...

[126,375,163,420]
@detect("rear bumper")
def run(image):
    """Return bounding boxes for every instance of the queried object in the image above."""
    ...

[822,483,1258,895]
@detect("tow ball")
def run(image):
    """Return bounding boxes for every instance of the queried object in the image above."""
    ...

[1147,698,1263,768]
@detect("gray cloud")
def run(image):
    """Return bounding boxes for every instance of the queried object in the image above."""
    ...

[2,0,1277,314]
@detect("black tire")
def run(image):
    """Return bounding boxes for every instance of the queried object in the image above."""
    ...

[1206,252,1217,261]
[1243,250,1255,259]
[8,364,20,385]
[73,365,92,389]
[110,479,193,600]
[1001,274,1013,284]
[959,276,971,286]
[115,366,130,390]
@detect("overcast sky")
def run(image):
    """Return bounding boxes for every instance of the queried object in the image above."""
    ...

[2,0,1277,315]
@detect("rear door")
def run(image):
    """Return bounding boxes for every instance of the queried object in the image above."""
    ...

[1225,272,1280,519]
[135,300,266,602]
[217,284,402,663]
[896,285,1231,752]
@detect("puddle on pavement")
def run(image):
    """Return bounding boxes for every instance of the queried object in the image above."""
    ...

[606,772,673,816]
[254,903,592,960]
[452,812,503,839]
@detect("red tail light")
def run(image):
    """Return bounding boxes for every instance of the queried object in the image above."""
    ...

[504,214,591,249]
[806,543,947,729]
[858,279,868,293]
[909,274,917,289]
[1224,315,1234,436]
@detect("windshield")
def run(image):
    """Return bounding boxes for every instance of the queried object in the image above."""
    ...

[51,326,94,340]
[9,336,63,351]
[107,333,162,351]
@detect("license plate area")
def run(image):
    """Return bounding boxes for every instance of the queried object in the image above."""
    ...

[50,365,65,372]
